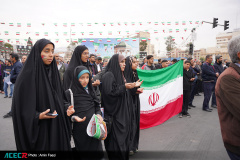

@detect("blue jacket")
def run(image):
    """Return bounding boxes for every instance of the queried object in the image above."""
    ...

[10,61,23,84]
[213,62,224,75]
[190,66,200,76]
[202,62,216,82]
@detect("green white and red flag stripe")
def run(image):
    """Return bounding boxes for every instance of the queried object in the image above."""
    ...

[161,22,165,25]
[63,32,67,36]
[82,39,87,42]
[27,23,31,27]
[154,22,158,25]
[116,38,121,42]
[126,31,129,34]
[195,21,199,24]
[73,39,78,43]
[0,39,3,42]
[189,21,192,24]
[54,23,57,26]
[99,32,102,35]
[131,22,135,25]
[107,39,111,42]
[182,21,186,25]
[81,32,84,35]
[71,23,75,26]
[163,30,165,33]
[132,38,137,41]
[63,23,67,27]
[169,29,172,33]
[87,23,91,26]
[16,39,20,43]
[9,23,14,26]
[125,38,129,41]
[108,31,112,35]
[135,30,140,34]
[124,22,128,26]
[55,32,58,36]
[176,29,179,32]
[42,23,45,26]
[118,22,121,26]
[175,21,179,25]
[102,23,106,26]
[90,39,94,42]
[44,32,48,36]
[110,23,114,26]
[137,60,183,129]
[55,39,59,43]
[154,30,158,33]
[72,32,76,36]
[141,38,147,41]
[5,31,9,35]
[118,31,121,34]
[35,32,39,36]
[184,28,187,32]
[16,32,20,35]
[139,22,142,25]
[172,37,175,40]
[98,39,102,41]
[66,39,70,42]
[17,23,21,27]
[167,22,171,25]
[148,38,151,41]
[89,32,94,35]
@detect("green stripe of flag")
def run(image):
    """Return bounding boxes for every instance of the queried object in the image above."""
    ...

[137,60,183,88]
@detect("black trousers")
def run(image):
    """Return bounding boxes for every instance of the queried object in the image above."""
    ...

[182,90,190,115]
[0,75,3,91]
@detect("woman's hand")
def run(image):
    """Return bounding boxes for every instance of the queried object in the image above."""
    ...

[135,79,144,87]
[125,83,135,89]
[39,109,57,119]
[67,105,75,116]
[96,114,103,123]
[136,88,144,94]
[74,116,86,122]
[92,80,100,86]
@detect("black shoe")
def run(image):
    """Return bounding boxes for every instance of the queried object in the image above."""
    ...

[186,113,191,117]
[189,104,196,108]
[195,94,201,96]
[134,149,138,153]
[8,96,12,98]
[129,151,134,156]
[4,96,8,98]
[203,109,212,112]
[3,113,12,118]
[179,113,183,118]
[188,107,191,109]
[211,105,217,108]
[208,108,213,110]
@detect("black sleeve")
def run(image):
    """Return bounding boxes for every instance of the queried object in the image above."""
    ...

[94,101,102,115]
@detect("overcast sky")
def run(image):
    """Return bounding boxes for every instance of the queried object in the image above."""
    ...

[0,0,240,56]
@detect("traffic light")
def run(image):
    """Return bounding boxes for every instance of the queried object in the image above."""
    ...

[224,21,229,31]
[213,18,218,28]
[189,44,193,55]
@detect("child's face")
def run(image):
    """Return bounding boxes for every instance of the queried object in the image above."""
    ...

[184,63,191,70]
[78,73,89,88]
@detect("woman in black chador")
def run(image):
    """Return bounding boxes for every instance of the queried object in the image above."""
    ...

[12,39,76,151]
[101,54,142,160]
[65,66,103,158]
[124,56,143,155]
[63,45,100,91]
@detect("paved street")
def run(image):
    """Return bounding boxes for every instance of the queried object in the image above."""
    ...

[0,91,229,160]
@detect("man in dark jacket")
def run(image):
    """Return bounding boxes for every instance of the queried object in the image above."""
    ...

[95,57,103,73]
[201,55,219,112]
[89,54,98,76]
[0,59,5,94]
[3,53,23,118]
[179,60,195,118]
[216,35,240,159]
[187,58,200,108]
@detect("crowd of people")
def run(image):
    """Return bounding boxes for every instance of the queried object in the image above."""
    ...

[0,35,239,159]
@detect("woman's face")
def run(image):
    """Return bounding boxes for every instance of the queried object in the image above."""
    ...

[78,73,89,88]
[81,49,89,63]
[119,59,126,72]
[41,44,54,65]
[131,58,138,71]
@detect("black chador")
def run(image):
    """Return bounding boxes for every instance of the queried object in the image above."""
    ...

[101,54,130,160]
[63,45,89,90]
[124,56,141,153]
[12,39,72,151]
[65,66,103,158]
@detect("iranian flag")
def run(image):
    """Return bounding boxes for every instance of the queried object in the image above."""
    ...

[63,23,67,27]
[110,23,114,26]
[163,30,165,33]
[182,21,186,25]
[126,31,129,34]
[27,23,31,27]
[17,23,21,27]
[108,31,112,35]
[98,39,102,42]
[90,39,94,42]
[87,23,91,26]
[9,23,14,26]
[107,39,111,42]
[184,28,187,32]
[93,42,100,52]
[116,38,121,42]
[118,22,121,26]
[44,32,48,36]
[118,31,121,34]
[42,23,45,26]
[169,29,172,33]
[148,38,151,41]
[5,31,9,35]
[71,23,75,26]
[55,39,59,43]
[132,38,137,41]
[82,39,87,42]
[167,22,171,25]
[154,30,158,33]
[55,32,58,36]
[135,30,140,34]
[161,22,165,25]
[125,38,129,41]
[124,22,128,26]
[36,32,39,36]
[189,21,192,24]
[81,32,84,35]
[0,39,3,42]
[72,32,76,36]
[137,60,183,129]
[104,44,108,51]
[175,21,179,25]
[102,23,106,26]
[73,39,78,43]
[16,39,20,43]
[131,22,135,25]
[16,32,20,35]
[54,23,57,26]
[172,37,175,41]
[195,21,199,24]
[139,22,142,25]
[176,29,179,33]
[99,32,102,35]
[154,22,158,25]
[141,38,147,41]
[63,32,67,36]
